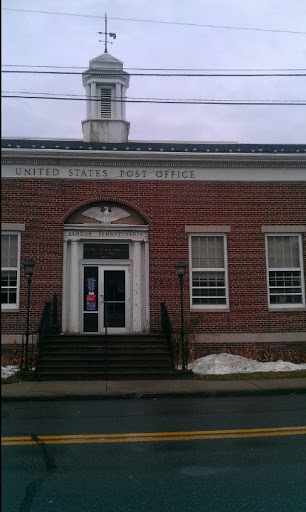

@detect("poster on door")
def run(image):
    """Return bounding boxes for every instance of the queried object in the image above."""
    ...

[85,276,97,311]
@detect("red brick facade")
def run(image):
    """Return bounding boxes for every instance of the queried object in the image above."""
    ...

[2,176,306,342]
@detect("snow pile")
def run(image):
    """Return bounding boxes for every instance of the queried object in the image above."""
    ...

[190,353,306,375]
[1,365,19,379]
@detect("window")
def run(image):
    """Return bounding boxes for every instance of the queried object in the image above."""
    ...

[189,235,228,309]
[1,233,21,309]
[100,88,112,118]
[265,234,305,308]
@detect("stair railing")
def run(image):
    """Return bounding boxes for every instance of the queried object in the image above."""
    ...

[35,294,60,370]
[160,301,179,369]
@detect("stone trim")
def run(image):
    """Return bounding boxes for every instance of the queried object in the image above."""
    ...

[262,225,306,233]
[2,157,306,170]
[185,226,231,233]
[195,332,306,344]
[1,223,25,231]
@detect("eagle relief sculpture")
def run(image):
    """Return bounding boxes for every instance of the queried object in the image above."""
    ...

[82,206,131,224]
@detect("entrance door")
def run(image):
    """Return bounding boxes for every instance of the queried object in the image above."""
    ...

[83,266,129,333]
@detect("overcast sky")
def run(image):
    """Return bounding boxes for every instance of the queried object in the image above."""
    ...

[2,0,306,143]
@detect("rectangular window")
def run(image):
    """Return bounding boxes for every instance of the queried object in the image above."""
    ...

[266,234,305,308]
[1,233,21,309]
[189,235,228,309]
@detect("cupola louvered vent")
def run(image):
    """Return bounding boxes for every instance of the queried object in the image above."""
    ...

[100,88,112,118]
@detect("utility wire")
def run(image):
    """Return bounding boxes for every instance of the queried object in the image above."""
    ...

[2,95,306,105]
[3,91,305,103]
[3,8,306,35]
[2,70,306,77]
[2,64,306,72]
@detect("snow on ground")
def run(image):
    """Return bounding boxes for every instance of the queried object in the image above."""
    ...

[190,353,306,375]
[1,365,19,379]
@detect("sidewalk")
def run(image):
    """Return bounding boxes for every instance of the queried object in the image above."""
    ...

[2,377,306,401]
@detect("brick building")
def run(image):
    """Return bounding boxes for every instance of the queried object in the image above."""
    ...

[1,51,306,362]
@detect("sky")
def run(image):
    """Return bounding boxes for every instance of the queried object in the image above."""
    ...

[2,0,306,143]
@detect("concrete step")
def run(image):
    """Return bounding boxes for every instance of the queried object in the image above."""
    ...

[36,333,176,380]
[36,370,188,380]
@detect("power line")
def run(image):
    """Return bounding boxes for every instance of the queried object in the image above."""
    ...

[2,64,306,72]
[2,95,306,105]
[2,70,306,77]
[3,90,305,103]
[3,8,306,35]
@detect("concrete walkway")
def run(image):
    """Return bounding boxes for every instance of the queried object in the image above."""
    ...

[2,377,306,401]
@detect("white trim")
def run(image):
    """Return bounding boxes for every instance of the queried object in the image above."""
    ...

[265,233,306,310]
[188,233,229,311]
[185,225,231,233]
[1,232,21,310]
[62,230,149,333]
[82,264,131,334]
[2,163,306,182]
[262,225,306,233]
[70,241,80,331]
[1,223,25,231]
[144,241,150,331]
[61,240,68,333]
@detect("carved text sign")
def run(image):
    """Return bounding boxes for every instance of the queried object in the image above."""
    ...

[64,229,148,241]
[2,165,195,180]
[2,164,305,182]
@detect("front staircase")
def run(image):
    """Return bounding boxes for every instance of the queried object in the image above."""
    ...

[36,333,186,380]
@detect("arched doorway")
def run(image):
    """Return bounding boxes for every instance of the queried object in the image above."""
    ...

[62,202,149,334]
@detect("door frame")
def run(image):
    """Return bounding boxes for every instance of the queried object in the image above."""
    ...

[62,225,150,334]
[82,263,131,334]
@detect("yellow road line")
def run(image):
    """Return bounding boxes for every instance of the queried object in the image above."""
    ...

[2,426,306,446]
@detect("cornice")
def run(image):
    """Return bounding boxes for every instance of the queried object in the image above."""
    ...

[1,149,306,169]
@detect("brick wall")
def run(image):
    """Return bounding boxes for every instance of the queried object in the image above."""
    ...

[2,178,306,339]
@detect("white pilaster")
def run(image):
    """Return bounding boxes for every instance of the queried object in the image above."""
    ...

[90,83,97,118]
[122,85,126,119]
[144,241,150,331]
[115,82,121,119]
[62,240,68,332]
[69,241,80,332]
[132,241,142,332]
[85,84,91,118]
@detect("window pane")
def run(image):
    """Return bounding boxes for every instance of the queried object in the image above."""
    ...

[268,236,300,268]
[1,234,19,307]
[192,271,226,304]
[1,234,18,267]
[1,270,17,305]
[1,271,17,288]
[192,236,224,268]
[1,236,9,267]
[269,271,303,305]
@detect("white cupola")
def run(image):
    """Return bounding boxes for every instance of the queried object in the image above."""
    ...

[82,52,130,143]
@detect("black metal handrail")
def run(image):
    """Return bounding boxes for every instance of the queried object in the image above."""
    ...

[160,301,178,368]
[35,294,60,368]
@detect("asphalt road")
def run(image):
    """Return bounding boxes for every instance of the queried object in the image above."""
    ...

[2,395,306,512]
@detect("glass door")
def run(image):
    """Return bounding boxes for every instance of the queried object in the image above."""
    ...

[103,269,126,329]
[83,266,128,333]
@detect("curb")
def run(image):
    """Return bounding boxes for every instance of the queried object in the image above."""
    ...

[2,387,306,402]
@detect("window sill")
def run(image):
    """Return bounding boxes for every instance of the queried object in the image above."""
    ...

[191,307,230,313]
[1,306,19,312]
[268,306,306,312]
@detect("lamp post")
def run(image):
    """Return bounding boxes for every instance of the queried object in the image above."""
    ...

[175,262,187,370]
[24,259,35,371]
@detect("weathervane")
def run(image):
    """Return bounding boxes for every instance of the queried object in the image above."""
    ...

[98,13,116,53]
